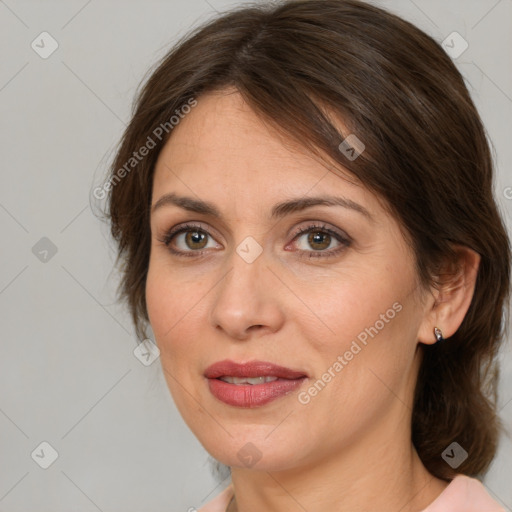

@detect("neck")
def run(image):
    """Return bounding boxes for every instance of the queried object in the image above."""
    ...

[227,406,448,512]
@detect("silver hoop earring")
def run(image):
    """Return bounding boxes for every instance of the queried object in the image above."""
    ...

[434,326,444,343]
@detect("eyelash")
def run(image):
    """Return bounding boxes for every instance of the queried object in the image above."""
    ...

[157,222,351,259]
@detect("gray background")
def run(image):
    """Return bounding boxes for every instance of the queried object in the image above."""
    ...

[1,0,511,511]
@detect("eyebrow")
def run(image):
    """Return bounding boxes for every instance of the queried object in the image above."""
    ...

[151,192,374,222]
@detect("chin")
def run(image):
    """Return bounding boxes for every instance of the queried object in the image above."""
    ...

[196,427,308,472]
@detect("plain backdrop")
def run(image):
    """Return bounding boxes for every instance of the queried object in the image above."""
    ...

[1,0,511,511]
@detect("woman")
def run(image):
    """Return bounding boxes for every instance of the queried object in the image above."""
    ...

[102,0,510,510]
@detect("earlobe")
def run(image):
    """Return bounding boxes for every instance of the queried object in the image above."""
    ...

[418,245,481,345]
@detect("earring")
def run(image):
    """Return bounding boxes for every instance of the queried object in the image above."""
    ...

[433,326,444,343]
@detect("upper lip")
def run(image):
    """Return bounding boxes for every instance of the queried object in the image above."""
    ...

[204,360,308,379]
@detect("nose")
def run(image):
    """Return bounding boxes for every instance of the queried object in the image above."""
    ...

[209,246,286,341]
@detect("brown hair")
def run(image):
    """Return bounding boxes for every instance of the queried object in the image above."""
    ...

[100,0,511,480]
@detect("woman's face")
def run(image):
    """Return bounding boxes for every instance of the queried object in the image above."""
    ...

[146,89,433,471]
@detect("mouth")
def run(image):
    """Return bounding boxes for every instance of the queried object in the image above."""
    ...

[204,360,308,408]
[218,375,280,385]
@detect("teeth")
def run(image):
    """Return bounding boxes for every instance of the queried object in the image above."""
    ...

[219,376,279,385]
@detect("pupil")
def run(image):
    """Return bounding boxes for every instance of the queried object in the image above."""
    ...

[186,231,207,249]
[309,231,330,250]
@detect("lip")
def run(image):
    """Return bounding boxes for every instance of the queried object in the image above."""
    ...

[204,359,308,408]
[204,360,308,379]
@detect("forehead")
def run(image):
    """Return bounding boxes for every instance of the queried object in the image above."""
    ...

[155,91,324,179]
[151,90,377,217]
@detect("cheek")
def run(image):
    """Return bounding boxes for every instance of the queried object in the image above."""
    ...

[293,266,404,353]
[145,260,190,363]
[145,258,213,374]
[146,255,198,336]
[145,264,202,411]
[145,266,171,340]
[294,266,418,399]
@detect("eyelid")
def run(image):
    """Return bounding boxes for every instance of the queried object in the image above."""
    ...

[288,221,351,243]
[286,223,351,258]
[159,221,222,246]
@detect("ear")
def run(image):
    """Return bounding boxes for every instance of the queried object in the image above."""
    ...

[417,245,481,345]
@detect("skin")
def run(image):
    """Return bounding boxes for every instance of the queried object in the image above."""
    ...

[146,88,480,512]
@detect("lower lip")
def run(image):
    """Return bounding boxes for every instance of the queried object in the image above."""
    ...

[207,377,306,408]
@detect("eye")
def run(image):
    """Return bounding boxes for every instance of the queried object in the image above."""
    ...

[157,222,351,259]
[289,223,351,258]
[157,223,220,257]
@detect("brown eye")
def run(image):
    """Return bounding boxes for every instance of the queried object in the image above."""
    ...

[290,223,351,259]
[184,230,208,250]
[307,231,332,251]
[160,223,221,256]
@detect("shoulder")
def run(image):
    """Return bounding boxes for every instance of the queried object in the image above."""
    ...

[197,483,234,512]
[195,476,505,512]
[421,474,505,512]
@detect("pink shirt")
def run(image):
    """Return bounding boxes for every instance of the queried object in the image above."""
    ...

[198,475,505,512]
